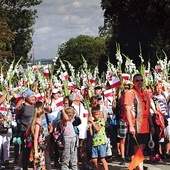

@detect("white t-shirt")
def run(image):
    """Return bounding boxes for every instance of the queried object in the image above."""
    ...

[72,102,88,139]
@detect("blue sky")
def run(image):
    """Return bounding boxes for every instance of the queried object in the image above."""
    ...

[30,0,104,60]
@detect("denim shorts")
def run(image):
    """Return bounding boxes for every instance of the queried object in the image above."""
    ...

[92,144,106,158]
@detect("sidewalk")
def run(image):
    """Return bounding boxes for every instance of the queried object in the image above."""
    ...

[8,144,170,170]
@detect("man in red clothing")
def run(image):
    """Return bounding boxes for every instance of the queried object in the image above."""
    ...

[124,74,155,170]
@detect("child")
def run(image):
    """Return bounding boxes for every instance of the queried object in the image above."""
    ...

[60,107,79,170]
[30,101,46,170]
[88,105,109,170]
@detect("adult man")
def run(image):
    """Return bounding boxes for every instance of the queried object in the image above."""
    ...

[15,89,36,170]
[124,74,154,170]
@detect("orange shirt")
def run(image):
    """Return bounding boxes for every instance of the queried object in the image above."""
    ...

[124,89,150,134]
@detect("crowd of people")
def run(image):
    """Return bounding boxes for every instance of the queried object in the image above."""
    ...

[0,72,170,170]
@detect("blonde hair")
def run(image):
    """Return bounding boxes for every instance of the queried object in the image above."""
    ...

[64,107,76,117]
[30,101,44,135]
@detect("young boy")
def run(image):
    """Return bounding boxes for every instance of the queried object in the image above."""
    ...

[88,105,109,170]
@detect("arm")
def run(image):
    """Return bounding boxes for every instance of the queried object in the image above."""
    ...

[88,115,102,132]
[15,93,27,110]
[61,109,70,121]
[88,123,93,136]
[34,124,40,158]
[15,98,24,110]
[148,112,155,135]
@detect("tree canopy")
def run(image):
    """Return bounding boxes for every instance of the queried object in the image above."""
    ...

[0,0,42,65]
[100,0,170,67]
[58,35,107,72]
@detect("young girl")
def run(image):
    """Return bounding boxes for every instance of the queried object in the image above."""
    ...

[88,105,109,170]
[30,101,46,170]
[60,107,78,170]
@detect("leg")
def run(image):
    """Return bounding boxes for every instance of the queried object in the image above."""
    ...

[119,138,126,165]
[21,131,30,170]
[100,158,109,170]
[45,150,52,170]
[92,158,101,170]
[61,140,71,170]
[69,137,77,170]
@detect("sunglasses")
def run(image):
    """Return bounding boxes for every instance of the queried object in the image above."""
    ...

[135,79,143,82]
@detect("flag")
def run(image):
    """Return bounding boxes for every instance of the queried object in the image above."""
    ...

[14,93,23,102]
[155,63,162,73]
[63,72,69,79]
[44,68,50,77]
[68,82,76,90]
[81,85,88,91]
[104,89,113,98]
[145,70,149,76]
[35,93,45,102]
[55,97,64,110]
[0,107,7,112]
[89,77,96,83]
[109,77,121,88]
[56,97,63,107]
[128,148,145,170]
[122,73,130,80]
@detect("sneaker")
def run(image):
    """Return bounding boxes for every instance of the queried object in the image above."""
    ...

[119,158,125,165]
[155,154,163,162]
[160,154,166,160]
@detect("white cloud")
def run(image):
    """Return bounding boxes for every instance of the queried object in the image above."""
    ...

[30,0,104,60]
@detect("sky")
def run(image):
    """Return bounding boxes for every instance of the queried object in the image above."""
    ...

[30,0,104,60]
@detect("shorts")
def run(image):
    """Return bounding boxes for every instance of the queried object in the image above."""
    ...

[92,144,106,158]
[117,120,127,139]
[128,133,149,156]
[130,133,149,146]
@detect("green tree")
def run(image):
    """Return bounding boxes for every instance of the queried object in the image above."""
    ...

[0,17,14,63]
[58,35,106,71]
[0,0,42,64]
[100,0,170,67]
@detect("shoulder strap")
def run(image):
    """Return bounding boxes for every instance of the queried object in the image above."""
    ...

[35,122,41,127]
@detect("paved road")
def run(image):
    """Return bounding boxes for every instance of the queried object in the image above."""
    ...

[7,145,170,170]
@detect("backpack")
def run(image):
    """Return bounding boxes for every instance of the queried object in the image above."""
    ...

[24,127,33,148]
[53,121,64,148]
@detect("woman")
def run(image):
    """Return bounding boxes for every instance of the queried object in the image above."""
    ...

[15,89,36,170]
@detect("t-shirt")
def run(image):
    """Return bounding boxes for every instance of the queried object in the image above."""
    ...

[92,118,106,146]
[72,102,88,139]
[20,104,34,131]
[124,89,150,133]
[153,94,168,116]
[48,100,60,122]
[63,121,76,137]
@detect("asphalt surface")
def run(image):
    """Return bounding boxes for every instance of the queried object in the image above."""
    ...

[5,145,170,170]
